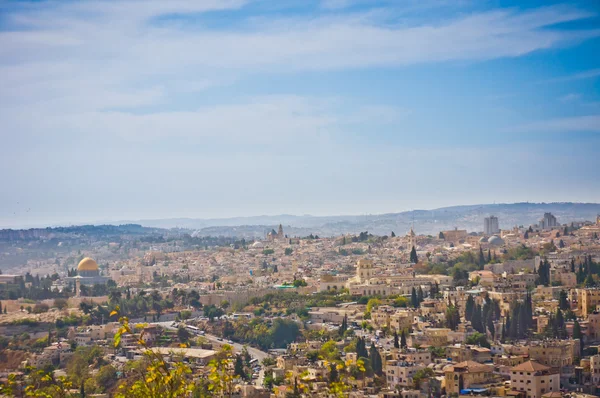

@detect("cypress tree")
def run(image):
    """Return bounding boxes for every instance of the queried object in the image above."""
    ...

[487,315,495,340]
[369,343,383,376]
[472,304,484,333]
[410,246,418,264]
[573,320,583,356]
[339,314,348,336]
[555,309,565,338]
[393,331,399,349]
[509,304,519,339]
[479,247,485,269]
[518,303,528,338]
[559,290,569,310]
[329,363,338,383]
[417,286,424,304]
[487,249,492,263]
[234,355,246,379]
[401,329,407,348]
[577,264,584,284]
[465,296,475,322]
[357,337,369,359]
[411,287,419,308]
[482,301,491,334]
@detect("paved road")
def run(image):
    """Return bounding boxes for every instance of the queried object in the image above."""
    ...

[201,332,269,386]
[151,320,270,386]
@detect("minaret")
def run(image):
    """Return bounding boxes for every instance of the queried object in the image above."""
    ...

[75,278,81,297]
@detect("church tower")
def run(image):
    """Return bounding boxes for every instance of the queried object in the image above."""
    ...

[406,227,417,250]
[356,259,374,284]
[278,224,284,239]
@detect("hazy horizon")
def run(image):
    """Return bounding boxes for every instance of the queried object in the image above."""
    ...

[2,201,600,230]
[2,0,599,228]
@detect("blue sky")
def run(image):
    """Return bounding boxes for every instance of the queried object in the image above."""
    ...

[1,0,599,228]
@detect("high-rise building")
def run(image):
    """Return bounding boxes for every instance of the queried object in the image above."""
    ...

[484,215,499,235]
[539,212,557,230]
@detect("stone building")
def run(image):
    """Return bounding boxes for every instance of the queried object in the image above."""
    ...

[510,360,559,398]
[444,361,494,395]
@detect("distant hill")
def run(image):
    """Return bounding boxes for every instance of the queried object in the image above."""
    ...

[0,224,166,241]
[4,203,599,240]
[127,202,600,238]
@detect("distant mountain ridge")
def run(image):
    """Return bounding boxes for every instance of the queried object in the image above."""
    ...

[125,202,600,238]
[3,203,599,239]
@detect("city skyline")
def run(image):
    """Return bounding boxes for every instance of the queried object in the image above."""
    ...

[1,0,600,227]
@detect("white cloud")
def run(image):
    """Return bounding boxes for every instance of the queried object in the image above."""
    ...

[545,68,600,83]
[559,93,581,102]
[505,115,600,133]
[1,94,408,151]
[0,2,595,127]
[0,2,598,151]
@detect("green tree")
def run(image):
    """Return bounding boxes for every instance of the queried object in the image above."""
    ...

[95,365,118,393]
[366,298,381,313]
[412,368,435,390]
[400,330,407,349]
[559,290,569,310]
[478,247,485,269]
[177,326,191,344]
[465,295,475,322]
[471,304,484,333]
[369,343,383,376]
[411,288,419,308]
[338,314,348,336]
[320,340,340,361]
[410,247,418,263]
[445,303,460,331]
[466,332,490,348]
[393,331,399,349]
[573,320,584,356]
[328,363,338,383]
[234,355,247,380]
[536,258,551,286]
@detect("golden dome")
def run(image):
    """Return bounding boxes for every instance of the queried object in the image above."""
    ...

[77,257,99,272]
